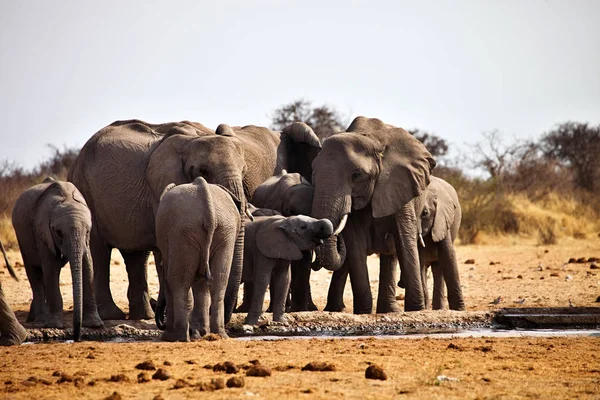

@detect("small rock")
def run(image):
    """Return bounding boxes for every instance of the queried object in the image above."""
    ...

[588,257,599,262]
[517,275,523,279]
[163,361,172,366]
[173,379,187,389]
[226,376,245,388]
[301,362,336,372]
[184,360,196,365]
[108,374,129,383]
[135,360,156,371]
[544,249,549,253]
[482,377,492,382]
[137,372,151,383]
[152,368,170,381]
[57,373,74,383]
[249,359,261,365]
[104,392,122,400]
[447,343,463,350]
[550,272,559,277]
[203,364,214,369]
[86,353,95,359]
[576,257,587,264]
[436,375,459,383]
[489,261,495,265]
[540,276,545,280]
[213,361,239,374]
[211,378,225,390]
[246,366,271,377]
[465,259,475,264]
[52,371,62,377]
[568,258,576,263]
[590,264,599,270]
[365,364,387,380]
[301,389,314,393]
[74,377,85,388]
[565,275,573,281]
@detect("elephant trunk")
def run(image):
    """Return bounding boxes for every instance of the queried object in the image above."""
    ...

[396,203,425,311]
[219,175,246,324]
[65,234,84,341]
[0,239,18,281]
[310,185,351,271]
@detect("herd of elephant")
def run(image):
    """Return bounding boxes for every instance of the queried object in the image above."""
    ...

[0,116,465,345]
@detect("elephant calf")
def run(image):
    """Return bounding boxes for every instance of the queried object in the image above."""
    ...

[243,215,333,325]
[156,177,242,341]
[406,176,465,311]
[12,178,103,341]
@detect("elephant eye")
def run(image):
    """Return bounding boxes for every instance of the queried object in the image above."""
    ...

[55,230,63,238]
[351,171,362,182]
[300,225,307,230]
[422,209,429,217]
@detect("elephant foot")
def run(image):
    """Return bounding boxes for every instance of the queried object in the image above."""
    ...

[290,300,318,312]
[162,329,190,342]
[189,324,208,340]
[244,314,261,326]
[235,301,251,313]
[149,298,158,311]
[128,302,155,321]
[324,301,346,313]
[211,330,229,339]
[376,301,402,314]
[83,313,104,328]
[45,314,65,329]
[97,302,126,321]
[0,324,28,346]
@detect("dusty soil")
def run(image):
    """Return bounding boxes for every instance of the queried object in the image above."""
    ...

[1,236,599,399]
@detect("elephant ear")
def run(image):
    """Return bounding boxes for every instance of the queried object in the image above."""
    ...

[215,124,236,137]
[370,127,436,218]
[346,116,394,133]
[281,122,321,148]
[159,183,177,201]
[255,217,303,261]
[431,183,456,242]
[33,183,64,256]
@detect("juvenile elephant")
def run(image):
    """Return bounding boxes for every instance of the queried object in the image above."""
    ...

[311,117,436,314]
[411,176,464,310]
[243,170,318,312]
[243,215,333,325]
[12,178,103,341]
[155,177,241,341]
[0,240,28,346]
[68,119,320,323]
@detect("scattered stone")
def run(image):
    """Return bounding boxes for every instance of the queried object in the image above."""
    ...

[365,364,387,380]
[246,365,272,377]
[540,276,544,280]
[213,361,239,374]
[135,360,156,371]
[465,259,475,264]
[301,388,314,393]
[108,374,129,383]
[173,379,187,389]
[544,249,549,253]
[517,275,523,279]
[482,377,492,382]
[152,368,171,381]
[565,275,573,281]
[137,372,151,383]
[198,378,226,391]
[576,258,587,264]
[588,257,599,262]
[86,353,95,359]
[568,258,577,263]
[550,272,559,277]
[447,343,463,351]
[52,371,62,377]
[184,360,196,365]
[590,264,599,270]
[436,375,459,383]
[39,378,53,386]
[104,392,122,400]
[88,380,96,386]
[57,373,74,383]
[302,362,336,372]
[226,376,245,388]
[22,377,37,387]
[489,261,495,265]
[74,377,85,388]
[163,361,172,366]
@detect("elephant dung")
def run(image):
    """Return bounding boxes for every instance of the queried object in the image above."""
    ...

[365,364,387,380]
[301,362,336,372]
[465,259,476,264]
[135,360,157,371]
[226,376,245,388]
[152,368,171,381]
[246,365,272,377]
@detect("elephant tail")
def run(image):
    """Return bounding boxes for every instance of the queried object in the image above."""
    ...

[0,238,18,281]
[197,178,215,283]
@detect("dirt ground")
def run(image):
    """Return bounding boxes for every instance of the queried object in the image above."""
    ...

[1,236,599,399]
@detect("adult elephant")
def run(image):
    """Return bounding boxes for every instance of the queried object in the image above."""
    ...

[1,240,28,346]
[68,119,320,322]
[311,116,436,313]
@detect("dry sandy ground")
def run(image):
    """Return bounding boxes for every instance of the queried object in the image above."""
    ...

[1,236,599,399]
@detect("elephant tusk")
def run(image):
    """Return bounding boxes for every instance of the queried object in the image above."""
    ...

[311,251,316,263]
[419,233,426,247]
[245,207,255,221]
[333,214,348,236]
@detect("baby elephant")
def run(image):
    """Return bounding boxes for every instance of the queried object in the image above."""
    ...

[243,215,333,325]
[12,178,103,341]
[156,177,241,341]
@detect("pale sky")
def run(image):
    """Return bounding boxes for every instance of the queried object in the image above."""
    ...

[1,0,599,170]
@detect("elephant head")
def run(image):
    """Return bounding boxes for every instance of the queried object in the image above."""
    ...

[310,116,435,310]
[254,215,334,260]
[252,170,314,217]
[34,179,93,340]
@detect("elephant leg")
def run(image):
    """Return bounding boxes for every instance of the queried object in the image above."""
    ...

[394,205,425,311]
[90,231,125,320]
[0,283,28,346]
[41,256,64,329]
[235,281,253,313]
[82,248,103,328]
[324,265,349,312]
[344,227,371,314]
[23,262,46,323]
[438,236,465,311]
[162,282,191,342]
[431,261,447,310]
[245,253,274,325]
[290,251,318,312]
[121,250,154,320]
[208,247,232,338]
[271,262,291,322]
[190,280,209,339]
[376,254,401,313]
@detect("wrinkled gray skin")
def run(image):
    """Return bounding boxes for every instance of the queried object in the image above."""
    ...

[155,178,241,341]
[68,120,319,323]
[11,178,103,340]
[241,171,318,312]
[410,176,464,310]
[243,215,333,325]
[311,117,436,313]
[0,240,28,346]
